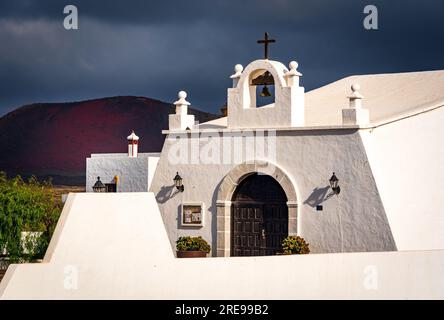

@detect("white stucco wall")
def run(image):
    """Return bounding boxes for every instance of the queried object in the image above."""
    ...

[360,107,444,250]
[0,193,442,299]
[149,129,396,255]
[86,153,160,192]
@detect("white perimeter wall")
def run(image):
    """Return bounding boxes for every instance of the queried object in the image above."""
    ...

[0,193,443,299]
[86,154,159,192]
[360,107,444,250]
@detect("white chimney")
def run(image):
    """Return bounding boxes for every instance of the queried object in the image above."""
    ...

[127,130,139,157]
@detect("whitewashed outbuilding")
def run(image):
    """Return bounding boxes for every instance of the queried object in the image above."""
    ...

[86,131,160,192]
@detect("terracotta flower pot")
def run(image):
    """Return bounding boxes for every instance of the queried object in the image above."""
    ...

[176,251,207,258]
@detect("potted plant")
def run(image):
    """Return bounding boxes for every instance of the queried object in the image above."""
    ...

[282,236,310,255]
[176,236,211,258]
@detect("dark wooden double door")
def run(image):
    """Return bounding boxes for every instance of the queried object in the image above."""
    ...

[231,173,288,256]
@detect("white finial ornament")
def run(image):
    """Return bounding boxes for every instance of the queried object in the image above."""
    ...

[284,60,302,87]
[232,64,243,76]
[287,61,302,75]
[178,91,187,99]
[342,82,369,125]
[351,83,360,92]
[348,83,364,106]
[289,61,298,70]
[174,90,190,106]
[230,64,243,88]
[174,90,191,115]
[169,90,195,130]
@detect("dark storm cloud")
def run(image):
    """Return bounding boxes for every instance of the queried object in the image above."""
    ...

[0,0,443,115]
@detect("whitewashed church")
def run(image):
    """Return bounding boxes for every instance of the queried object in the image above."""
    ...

[1,34,444,299]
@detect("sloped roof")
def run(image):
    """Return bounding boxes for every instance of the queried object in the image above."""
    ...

[197,69,444,129]
[197,116,227,129]
[305,69,444,126]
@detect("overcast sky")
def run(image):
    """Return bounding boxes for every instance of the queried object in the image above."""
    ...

[0,0,443,115]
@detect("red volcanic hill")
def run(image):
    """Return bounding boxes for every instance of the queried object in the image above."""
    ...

[0,96,218,185]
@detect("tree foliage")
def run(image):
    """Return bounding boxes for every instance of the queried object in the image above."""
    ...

[0,172,62,263]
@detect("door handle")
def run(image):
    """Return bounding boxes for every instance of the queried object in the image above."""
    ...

[261,228,266,239]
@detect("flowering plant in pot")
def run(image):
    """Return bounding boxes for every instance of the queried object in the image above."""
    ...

[176,236,211,258]
[282,236,310,255]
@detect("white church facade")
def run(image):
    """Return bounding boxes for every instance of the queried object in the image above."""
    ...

[152,55,444,257]
[2,36,444,299]
[151,57,399,257]
[84,55,444,257]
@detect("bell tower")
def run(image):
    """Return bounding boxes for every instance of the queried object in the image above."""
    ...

[227,33,305,129]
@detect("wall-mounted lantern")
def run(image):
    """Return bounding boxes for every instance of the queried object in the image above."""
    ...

[329,172,340,195]
[174,172,184,192]
[92,176,106,193]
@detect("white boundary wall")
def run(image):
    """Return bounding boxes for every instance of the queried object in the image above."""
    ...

[360,107,444,250]
[1,193,443,299]
[86,153,160,192]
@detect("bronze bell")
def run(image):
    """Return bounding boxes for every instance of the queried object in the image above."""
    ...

[260,85,271,97]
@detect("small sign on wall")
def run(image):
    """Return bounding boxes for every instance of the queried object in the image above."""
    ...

[180,203,204,227]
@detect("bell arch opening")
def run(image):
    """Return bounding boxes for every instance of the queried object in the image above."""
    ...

[247,69,276,108]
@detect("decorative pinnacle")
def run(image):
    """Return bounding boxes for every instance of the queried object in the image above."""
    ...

[174,90,190,106]
[348,83,364,99]
[285,60,302,77]
[230,64,243,79]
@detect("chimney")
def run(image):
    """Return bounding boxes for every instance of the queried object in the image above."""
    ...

[127,130,139,157]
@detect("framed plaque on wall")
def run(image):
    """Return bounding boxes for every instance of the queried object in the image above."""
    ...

[180,203,204,227]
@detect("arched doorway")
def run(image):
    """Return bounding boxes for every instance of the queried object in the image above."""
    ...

[231,173,288,256]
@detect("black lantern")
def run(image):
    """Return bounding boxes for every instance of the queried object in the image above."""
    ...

[329,172,340,195]
[174,172,184,192]
[92,176,106,193]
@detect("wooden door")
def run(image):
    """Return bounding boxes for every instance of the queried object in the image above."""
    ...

[231,173,288,256]
[232,203,265,256]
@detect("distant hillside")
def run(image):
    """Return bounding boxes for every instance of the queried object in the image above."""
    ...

[0,96,218,185]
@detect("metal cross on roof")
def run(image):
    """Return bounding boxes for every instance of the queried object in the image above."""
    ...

[257,32,276,60]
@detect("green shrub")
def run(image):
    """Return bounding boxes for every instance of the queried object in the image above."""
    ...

[0,172,62,263]
[282,236,310,255]
[176,236,211,253]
